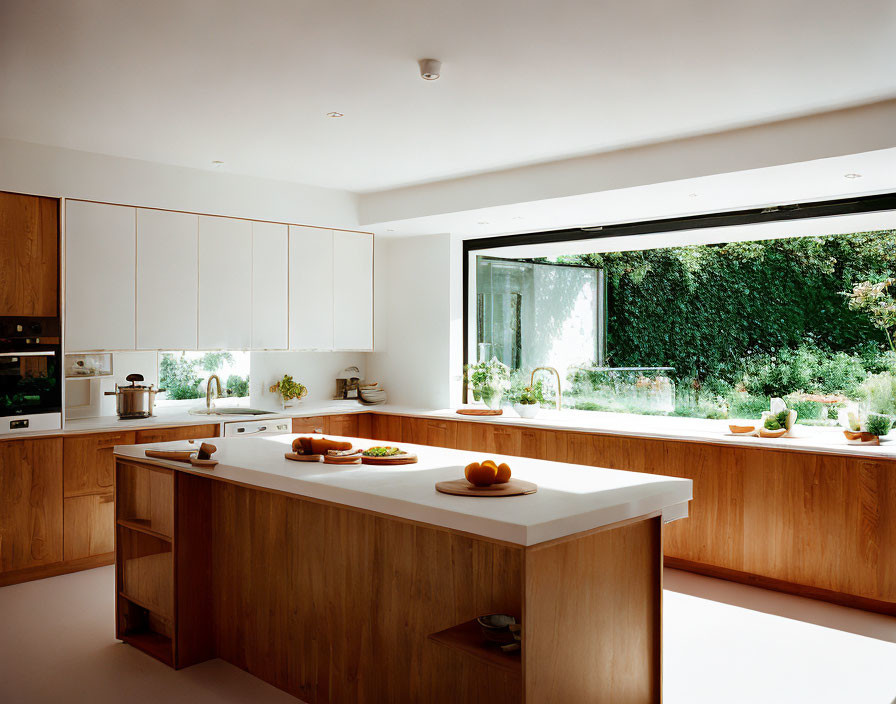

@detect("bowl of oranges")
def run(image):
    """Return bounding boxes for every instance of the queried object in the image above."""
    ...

[464,459,512,487]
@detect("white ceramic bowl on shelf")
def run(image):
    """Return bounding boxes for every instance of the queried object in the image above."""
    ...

[514,402,539,419]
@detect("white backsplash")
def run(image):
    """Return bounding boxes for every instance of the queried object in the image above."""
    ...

[66,349,368,418]
[250,351,368,410]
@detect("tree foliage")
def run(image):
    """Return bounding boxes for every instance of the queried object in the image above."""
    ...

[559,230,896,384]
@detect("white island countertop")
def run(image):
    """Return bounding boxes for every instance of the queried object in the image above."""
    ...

[114,434,692,546]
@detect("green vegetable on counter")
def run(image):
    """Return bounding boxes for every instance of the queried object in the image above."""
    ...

[362,446,403,457]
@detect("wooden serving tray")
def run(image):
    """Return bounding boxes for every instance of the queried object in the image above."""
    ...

[435,478,537,497]
[323,454,363,465]
[361,454,418,465]
[456,408,503,416]
[284,452,323,462]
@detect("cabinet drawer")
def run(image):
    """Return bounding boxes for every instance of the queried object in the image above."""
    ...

[64,432,136,497]
[292,416,329,434]
[64,493,114,560]
[135,424,219,446]
[328,414,359,438]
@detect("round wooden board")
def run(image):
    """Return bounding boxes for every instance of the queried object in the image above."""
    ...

[361,454,418,465]
[456,408,503,416]
[323,455,362,465]
[435,478,537,497]
[189,458,219,468]
[284,452,323,462]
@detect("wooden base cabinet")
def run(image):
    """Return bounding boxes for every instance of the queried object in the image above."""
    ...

[1,425,220,588]
[358,412,896,615]
[0,438,63,575]
[117,457,662,703]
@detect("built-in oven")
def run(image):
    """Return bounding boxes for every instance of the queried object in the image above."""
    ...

[0,317,62,435]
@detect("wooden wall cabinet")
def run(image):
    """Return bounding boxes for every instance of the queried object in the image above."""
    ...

[0,191,58,317]
[0,438,63,573]
[65,200,136,351]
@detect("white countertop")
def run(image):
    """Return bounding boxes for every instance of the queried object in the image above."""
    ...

[113,434,692,546]
[6,399,894,461]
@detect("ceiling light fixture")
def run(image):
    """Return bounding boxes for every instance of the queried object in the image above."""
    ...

[326,111,344,118]
[477,221,489,225]
[211,160,224,168]
[688,193,698,198]
[419,58,442,80]
[844,173,862,179]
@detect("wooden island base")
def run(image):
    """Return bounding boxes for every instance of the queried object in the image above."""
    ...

[115,459,663,703]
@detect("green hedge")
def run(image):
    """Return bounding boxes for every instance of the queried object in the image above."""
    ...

[560,230,896,383]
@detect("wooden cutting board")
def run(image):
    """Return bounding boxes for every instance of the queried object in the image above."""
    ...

[361,454,418,465]
[284,452,323,462]
[323,454,363,465]
[145,449,195,462]
[456,408,503,416]
[435,478,537,497]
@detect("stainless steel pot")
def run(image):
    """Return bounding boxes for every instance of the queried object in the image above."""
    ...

[105,373,165,419]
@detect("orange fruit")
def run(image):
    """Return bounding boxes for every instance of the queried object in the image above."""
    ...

[465,461,497,487]
[481,459,498,472]
[494,462,511,484]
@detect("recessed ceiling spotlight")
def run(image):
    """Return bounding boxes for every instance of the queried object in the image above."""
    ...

[477,221,489,225]
[385,229,395,232]
[211,160,224,168]
[511,216,524,220]
[419,58,442,80]
[326,111,344,118]
[688,192,698,198]
[844,173,862,179]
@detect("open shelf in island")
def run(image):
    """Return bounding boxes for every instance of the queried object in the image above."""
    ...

[428,619,521,675]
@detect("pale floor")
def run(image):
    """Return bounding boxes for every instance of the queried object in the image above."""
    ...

[1,567,894,704]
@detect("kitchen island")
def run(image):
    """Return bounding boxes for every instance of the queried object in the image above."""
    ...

[113,434,691,703]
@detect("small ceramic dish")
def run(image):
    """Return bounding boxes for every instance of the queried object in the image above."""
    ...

[843,429,880,445]
[759,427,788,438]
[477,614,517,644]
[728,422,757,435]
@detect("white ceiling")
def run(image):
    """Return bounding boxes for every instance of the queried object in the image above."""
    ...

[369,148,896,238]
[2,0,895,193]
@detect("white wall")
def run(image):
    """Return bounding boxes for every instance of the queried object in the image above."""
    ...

[250,351,368,410]
[0,137,359,229]
[367,234,453,408]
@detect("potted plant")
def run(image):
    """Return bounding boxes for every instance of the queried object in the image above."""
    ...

[759,397,797,438]
[513,387,540,419]
[464,357,510,410]
[269,374,308,409]
[842,409,893,445]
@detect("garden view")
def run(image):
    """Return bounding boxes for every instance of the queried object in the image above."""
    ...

[558,229,896,425]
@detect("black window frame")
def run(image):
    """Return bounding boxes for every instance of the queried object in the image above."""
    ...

[461,192,896,403]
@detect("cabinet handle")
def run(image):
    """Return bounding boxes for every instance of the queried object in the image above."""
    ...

[99,494,114,504]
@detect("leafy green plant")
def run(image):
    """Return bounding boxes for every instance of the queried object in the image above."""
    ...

[159,353,203,400]
[865,413,893,437]
[860,372,896,416]
[464,357,510,393]
[226,374,249,398]
[846,278,896,352]
[763,408,790,430]
[269,375,307,401]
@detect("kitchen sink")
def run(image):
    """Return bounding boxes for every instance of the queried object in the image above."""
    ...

[188,407,276,416]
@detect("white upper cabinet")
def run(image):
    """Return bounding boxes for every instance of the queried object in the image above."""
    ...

[136,209,198,350]
[251,221,288,349]
[65,201,136,352]
[198,216,252,349]
[288,225,334,350]
[333,231,373,351]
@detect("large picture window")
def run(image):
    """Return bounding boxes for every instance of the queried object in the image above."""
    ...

[465,195,896,426]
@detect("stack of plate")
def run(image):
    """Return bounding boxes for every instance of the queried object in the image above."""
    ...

[359,388,386,405]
